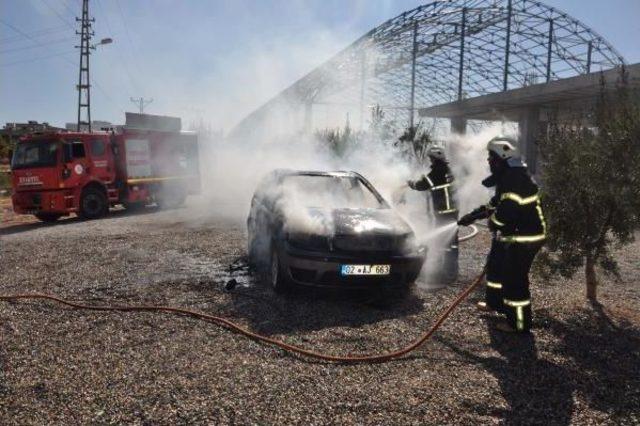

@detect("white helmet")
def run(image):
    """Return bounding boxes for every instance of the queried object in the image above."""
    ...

[487,136,519,160]
[427,145,446,161]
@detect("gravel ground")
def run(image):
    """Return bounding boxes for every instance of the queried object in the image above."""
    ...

[1,197,639,425]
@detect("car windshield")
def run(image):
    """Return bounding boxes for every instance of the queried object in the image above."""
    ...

[12,140,59,169]
[280,175,386,209]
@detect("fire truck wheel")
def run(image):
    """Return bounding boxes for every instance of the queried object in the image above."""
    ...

[79,187,108,220]
[157,185,186,209]
[35,213,62,223]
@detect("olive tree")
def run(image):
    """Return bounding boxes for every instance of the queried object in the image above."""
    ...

[315,119,358,159]
[537,70,640,301]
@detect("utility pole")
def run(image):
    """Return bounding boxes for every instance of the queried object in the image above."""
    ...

[130,97,153,114]
[76,0,94,132]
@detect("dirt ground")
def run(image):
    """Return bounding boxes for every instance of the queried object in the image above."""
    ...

[1,196,34,227]
[0,197,638,425]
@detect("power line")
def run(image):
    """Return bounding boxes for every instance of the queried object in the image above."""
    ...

[0,43,122,115]
[0,37,75,54]
[95,0,140,94]
[0,25,69,43]
[58,0,79,19]
[0,19,48,44]
[114,0,145,84]
[40,0,75,29]
[0,6,125,117]
[0,50,75,67]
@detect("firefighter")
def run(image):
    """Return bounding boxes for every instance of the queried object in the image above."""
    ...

[458,136,546,333]
[407,146,459,281]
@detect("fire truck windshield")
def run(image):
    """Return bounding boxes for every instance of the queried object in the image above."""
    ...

[12,140,59,170]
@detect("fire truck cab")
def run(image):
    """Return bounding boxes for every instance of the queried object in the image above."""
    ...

[10,113,200,222]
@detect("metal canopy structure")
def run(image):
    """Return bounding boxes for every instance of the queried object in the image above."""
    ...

[419,63,640,122]
[230,0,624,138]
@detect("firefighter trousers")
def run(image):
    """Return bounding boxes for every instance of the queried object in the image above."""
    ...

[501,241,543,332]
[485,237,505,313]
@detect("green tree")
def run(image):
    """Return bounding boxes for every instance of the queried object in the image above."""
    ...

[538,70,640,301]
[394,121,434,168]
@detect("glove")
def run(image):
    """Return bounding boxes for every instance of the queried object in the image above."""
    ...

[406,180,416,190]
[457,213,476,226]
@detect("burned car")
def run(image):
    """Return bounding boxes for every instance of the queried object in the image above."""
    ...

[247,170,426,293]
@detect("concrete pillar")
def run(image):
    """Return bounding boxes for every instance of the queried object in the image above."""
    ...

[450,117,467,135]
[518,106,541,175]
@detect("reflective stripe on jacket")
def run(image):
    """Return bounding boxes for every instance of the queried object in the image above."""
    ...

[489,167,546,243]
[410,163,458,216]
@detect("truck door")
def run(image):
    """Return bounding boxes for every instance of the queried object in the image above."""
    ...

[88,137,114,183]
[62,140,90,187]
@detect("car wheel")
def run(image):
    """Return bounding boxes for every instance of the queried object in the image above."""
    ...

[269,245,290,294]
[35,213,61,223]
[79,187,108,220]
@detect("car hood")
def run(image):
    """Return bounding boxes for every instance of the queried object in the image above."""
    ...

[332,208,412,236]
[286,207,412,237]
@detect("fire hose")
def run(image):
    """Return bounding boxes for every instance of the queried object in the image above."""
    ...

[459,224,478,242]
[0,228,484,364]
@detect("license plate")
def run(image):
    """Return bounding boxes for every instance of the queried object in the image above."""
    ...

[340,264,390,276]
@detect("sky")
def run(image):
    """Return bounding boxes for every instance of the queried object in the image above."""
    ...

[1,0,639,132]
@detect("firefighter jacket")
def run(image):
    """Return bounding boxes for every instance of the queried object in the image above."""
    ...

[486,165,546,243]
[408,162,457,216]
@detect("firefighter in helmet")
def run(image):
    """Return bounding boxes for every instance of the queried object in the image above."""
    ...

[458,136,546,333]
[407,145,459,281]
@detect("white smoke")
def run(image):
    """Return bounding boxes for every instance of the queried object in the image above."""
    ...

[449,123,513,216]
[172,28,516,286]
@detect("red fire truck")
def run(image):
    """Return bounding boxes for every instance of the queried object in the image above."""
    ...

[10,113,200,222]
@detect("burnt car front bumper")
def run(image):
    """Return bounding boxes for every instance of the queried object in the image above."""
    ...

[280,243,426,289]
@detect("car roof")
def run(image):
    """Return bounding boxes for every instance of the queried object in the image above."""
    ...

[269,169,361,179]
[255,169,388,207]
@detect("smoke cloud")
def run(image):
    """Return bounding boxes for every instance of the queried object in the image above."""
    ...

[184,112,513,287]
[171,28,514,286]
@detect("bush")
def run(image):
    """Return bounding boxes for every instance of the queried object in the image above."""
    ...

[0,169,10,192]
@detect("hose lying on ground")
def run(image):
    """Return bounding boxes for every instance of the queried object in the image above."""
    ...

[459,224,478,242]
[0,268,485,363]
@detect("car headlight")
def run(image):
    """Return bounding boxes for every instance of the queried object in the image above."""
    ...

[400,233,423,255]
